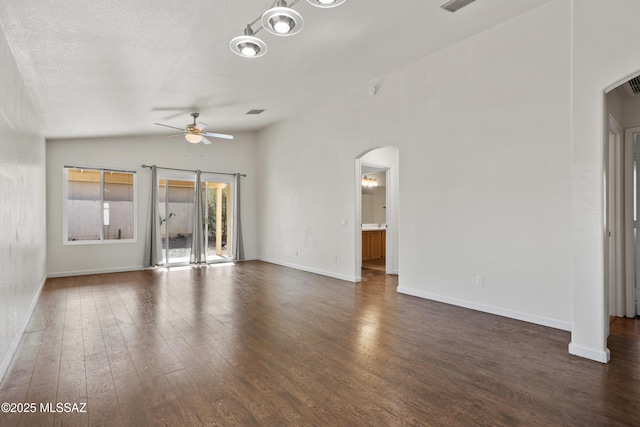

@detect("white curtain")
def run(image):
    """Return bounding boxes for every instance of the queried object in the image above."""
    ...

[232,173,244,261]
[190,170,206,264]
[143,165,163,267]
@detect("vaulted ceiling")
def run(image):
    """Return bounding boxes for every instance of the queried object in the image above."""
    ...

[0,0,552,139]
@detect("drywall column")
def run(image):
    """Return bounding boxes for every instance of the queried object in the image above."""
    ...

[570,0,640,362]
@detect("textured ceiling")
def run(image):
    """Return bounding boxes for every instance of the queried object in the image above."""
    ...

[0,0,552,139]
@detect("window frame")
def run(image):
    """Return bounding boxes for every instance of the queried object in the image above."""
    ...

[63,165,137,245]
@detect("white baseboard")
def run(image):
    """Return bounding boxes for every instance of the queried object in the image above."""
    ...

[396,286,572,332]
[258,257,358,283]
[568,342,610,364]
[48,266,144,278]
[0,274,47,384]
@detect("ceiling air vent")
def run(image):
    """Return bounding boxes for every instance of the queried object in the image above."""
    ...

[441,0,476,12]
[623,76,640,97]
[246,109,265,115]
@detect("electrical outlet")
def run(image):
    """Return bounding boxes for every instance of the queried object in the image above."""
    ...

[295,249,299,256]
[333,256,338,263]
[341,219,348,226]
[475,275,484,287]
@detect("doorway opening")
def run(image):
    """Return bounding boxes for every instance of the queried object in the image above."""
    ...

[355,146,399,280]
[604,79,640,324]
[361,168,388,272]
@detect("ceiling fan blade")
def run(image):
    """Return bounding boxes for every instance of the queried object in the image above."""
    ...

[154,123,185,131]
[165,133,185,137]
[202,132,234,140]
[201,137,212,145]
[196,122,207,131]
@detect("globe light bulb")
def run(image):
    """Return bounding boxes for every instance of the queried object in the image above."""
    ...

[185,134,202,143]
[241,44,258,57]
[272,17,293,34]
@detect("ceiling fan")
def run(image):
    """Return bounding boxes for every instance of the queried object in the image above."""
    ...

[154,112,234,144]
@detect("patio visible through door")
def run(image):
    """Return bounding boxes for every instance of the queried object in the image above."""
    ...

[158,171,234,266]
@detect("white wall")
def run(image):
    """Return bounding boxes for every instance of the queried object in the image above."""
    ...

[570,0,640,362]
[606,90,623,127]
[0,26,47,379]
[46,133,258,276]
[257,1,573,330]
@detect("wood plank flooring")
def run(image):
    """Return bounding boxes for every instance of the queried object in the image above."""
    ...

[362,259,386,272]
[0,261,638,426]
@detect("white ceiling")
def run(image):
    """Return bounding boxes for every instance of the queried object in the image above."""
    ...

[0,0,552,139]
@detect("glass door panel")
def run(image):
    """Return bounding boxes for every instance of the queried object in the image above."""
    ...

[203,181,232,261]
[158,177,195,265]
[166,179,195,264]
[158,179,168,265]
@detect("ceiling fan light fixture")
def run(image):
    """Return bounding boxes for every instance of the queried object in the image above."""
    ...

[306,0,346,8]
[185,133,203,144]
[261,1,304,36]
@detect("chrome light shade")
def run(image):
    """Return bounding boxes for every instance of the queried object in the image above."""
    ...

[306,0,346,8]
[261,1,304,36]
[230,25,268,58]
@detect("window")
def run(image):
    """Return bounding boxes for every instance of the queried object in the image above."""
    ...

[64,166,136,243]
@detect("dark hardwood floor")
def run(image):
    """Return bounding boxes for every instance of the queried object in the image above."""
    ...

[0,261,638,426]
[362,259,386,272]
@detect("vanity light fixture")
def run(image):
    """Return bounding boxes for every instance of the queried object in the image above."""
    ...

[230,0,346,58]
[362,176,377,187]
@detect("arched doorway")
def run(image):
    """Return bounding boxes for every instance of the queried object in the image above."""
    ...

[603,74,640,328]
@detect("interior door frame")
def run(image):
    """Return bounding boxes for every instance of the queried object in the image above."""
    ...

[625,127,640,316]
[605,115,624,323]
[354,147,400,280]
[360,165,390,263]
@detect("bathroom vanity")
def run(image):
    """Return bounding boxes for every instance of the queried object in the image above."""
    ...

[362,224,386,261]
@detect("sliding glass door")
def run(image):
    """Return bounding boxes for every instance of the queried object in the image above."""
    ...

[158,171,234,266]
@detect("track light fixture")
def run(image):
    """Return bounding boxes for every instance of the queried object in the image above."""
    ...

[230,0,346,58]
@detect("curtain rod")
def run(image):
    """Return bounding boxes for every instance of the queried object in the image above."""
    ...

[141,164,246,177]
